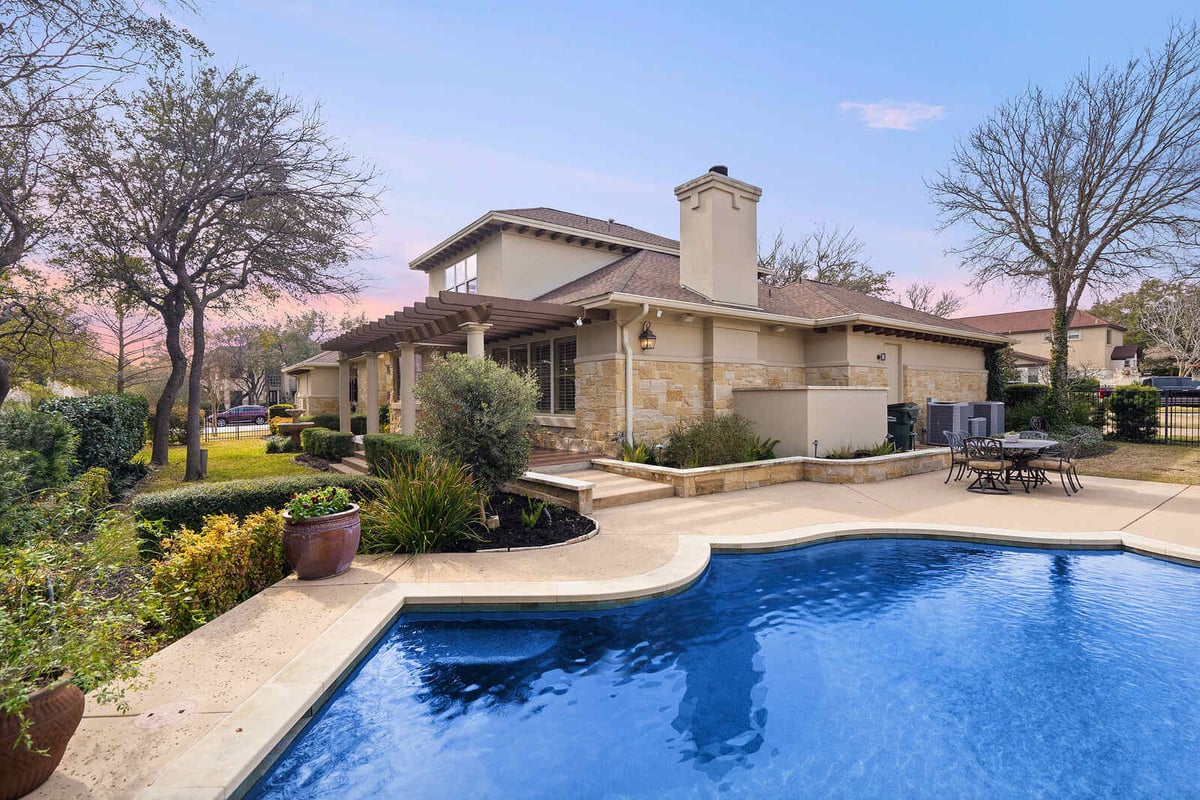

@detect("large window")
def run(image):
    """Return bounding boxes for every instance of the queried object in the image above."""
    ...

[494,335,576,413]
[445,253,477,293]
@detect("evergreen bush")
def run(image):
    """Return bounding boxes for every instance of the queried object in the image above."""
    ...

[660,414,762,468]
[300,427,354,461]
[302,412,340,431]
[43,393,148,474]
[1109,386,1160,442]
[0,407,77,490]
[362,433,423,477]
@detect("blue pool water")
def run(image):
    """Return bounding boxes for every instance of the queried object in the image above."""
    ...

[249,541,1200,799]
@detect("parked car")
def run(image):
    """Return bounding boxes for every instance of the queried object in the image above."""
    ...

[1141,377,1200,407]
[210,404,268,426]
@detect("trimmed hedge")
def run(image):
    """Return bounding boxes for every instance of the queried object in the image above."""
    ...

[1110,386,1159,442]
[1003,383,1050,407]
[351,414,367,435]
[267,403,294,418]
[131,473,384,539]
[300,427,355,461]
[362,433,423,477]
[43,393,148,474]
[302,412,340,431]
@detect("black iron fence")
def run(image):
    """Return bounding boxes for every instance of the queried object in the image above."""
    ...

[1071,390,1200,445]
[200,421,271,442]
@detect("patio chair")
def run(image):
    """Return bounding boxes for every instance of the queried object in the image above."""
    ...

[964,437,1012,494]
[1028,416,1047,432]
[1027,436,1083,497]
[1018,430,1049,439]
[943,430,969,484]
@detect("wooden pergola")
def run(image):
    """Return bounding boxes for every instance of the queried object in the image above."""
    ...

[321,291,610,435]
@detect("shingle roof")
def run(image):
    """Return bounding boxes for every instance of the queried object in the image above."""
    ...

[1110,345,1138,360]
[955,307,1124,334]
[537,250,992,336]
[282,350,340,372]
[1012,351,1051,365]
[497,208,679,250]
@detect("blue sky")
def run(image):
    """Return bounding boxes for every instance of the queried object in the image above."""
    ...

[184,1,1198,319]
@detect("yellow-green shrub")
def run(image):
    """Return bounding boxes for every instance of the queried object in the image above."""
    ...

[147,510,288,638]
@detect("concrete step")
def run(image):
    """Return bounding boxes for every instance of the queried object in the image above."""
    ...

[334,455,370,475]
[559,469,675,509]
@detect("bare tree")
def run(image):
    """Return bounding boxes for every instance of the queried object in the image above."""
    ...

[1139,284,1200,375]
[758,225,893,296]
[930,22,1200,417]
[58,65,378,478]
[899,280,967,318]
[0,0,200,405]
[85,288,165,392]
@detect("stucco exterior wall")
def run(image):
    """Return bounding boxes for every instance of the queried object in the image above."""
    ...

[1002,326,1122,371]
[292,367,339,416]
[733,386,888,457]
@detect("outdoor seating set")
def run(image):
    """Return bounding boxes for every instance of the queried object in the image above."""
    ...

[943,427,1084,497]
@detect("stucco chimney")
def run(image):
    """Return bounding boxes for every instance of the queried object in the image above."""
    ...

[673,166,762,306]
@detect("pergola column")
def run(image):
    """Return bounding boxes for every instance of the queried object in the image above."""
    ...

[364,352,380,435]
[459,322,493,359]
[399,344,417,436]
[337,357,352,433]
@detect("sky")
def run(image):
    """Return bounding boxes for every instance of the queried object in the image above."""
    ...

[180,0,1199,321]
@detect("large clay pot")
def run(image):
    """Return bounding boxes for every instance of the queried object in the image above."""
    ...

[0,673,85,800]
[282,504,361,579]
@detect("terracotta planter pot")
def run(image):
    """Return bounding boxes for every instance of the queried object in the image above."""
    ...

[0,673,85,800]
[282,504,361,580]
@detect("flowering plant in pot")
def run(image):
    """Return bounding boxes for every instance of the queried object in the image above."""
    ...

[1,527,142,799]
[281,486,360,579]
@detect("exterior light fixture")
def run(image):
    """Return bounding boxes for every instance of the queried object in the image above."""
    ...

[876,352,887,362]
[680,313,696,323]
[638,321,657,351]
[574,317,584,327]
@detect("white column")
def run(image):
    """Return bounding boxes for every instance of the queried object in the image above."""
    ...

[460,322,492,359]
[399,344,417,436]
[337,357,352,433]
[364,352,380,435]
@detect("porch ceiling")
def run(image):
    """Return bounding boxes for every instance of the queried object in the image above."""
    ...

[322,291,610,356]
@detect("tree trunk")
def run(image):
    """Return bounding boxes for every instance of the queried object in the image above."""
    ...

[184,301,207,481]
[1047,302,1071,423]
[114,306,127,394]
[0,357,9,407]
[150,292,188,465]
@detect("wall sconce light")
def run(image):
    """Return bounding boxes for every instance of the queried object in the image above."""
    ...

[574,317,584,327]
[638,321,657,351]
[876,352,887,362]
[680,313,696,323]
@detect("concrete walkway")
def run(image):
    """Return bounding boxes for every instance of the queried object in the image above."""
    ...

[31,471,1200,799]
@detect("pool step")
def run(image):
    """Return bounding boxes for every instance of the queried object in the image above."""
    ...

[558,469,675,509]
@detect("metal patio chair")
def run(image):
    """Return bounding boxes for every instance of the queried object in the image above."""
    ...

[1027,435,1083,496]
[1018,430,1049,440]
[964,436,1013,494]
[943,430,969,483]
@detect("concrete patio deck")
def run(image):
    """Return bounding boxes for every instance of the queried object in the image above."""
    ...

[31,471,1200,799]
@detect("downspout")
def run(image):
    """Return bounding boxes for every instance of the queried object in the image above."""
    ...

[618,303,651,444]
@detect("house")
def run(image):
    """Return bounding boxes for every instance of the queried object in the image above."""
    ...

[955,308,1137,385]
[305,167,1008,457]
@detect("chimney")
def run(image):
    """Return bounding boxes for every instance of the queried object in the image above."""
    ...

[674,165,762,306]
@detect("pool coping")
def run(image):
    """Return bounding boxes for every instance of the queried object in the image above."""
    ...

[136,524,1200,799]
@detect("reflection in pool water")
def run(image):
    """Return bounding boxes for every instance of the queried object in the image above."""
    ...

[249,540,1200,799]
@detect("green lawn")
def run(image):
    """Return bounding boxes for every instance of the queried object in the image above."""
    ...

[138,437,314,491]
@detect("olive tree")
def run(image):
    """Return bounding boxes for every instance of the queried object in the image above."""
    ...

[930,23,1200,419]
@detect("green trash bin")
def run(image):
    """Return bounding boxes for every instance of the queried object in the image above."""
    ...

[887,402,920,452]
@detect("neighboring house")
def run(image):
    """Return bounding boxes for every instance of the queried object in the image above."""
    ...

[955,308,1138,385]
[309,167,1009,456]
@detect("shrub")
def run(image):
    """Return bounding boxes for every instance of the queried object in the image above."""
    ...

[621,440,650,463]
[362,433,423,477]
[415,353,538,495]
[1067,376,1101,391]
[1003,383,1050,408]
[378,404,391,430]
[130,473,383,540]
[348,413,366,435]
[1109,386,1160,442]
[360,455,482,554]
[148,407,189,444]
[822,445,857,459]
[267,415,291,435]
[0,465,112,547]
[1049,424,1107,457]
[753,436,781,460]
[1005,400,1044,433]
[146,510,289,639]
[300,427,354,461]
[264,435,295,454]
[1067,395,1095,426]
[302,412,340,431]
[660,414,761,468]
[284,486,352,522]
[267,403,294,418]
[43,393,148,475]
[0,407,77,490]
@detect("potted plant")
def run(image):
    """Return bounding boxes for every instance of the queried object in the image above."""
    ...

[1,538,140,799]
[281,486,360,579]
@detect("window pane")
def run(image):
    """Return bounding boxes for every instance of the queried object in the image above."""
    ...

[533,341,552,412]
[509,345,528,372]
[444,266,455,290]
[555,337,576,413]
[466,278,477,293]
[465,253,477,280]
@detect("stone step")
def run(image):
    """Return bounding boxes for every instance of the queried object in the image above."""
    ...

[558,469,676,509]
[334,455,370,475]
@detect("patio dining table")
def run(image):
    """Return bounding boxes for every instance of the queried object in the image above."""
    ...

[998,437,1059,492]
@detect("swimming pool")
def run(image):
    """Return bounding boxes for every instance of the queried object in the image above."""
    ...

[249,540,1200,799]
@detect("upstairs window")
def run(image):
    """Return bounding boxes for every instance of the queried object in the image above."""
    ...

[445,253,478,293]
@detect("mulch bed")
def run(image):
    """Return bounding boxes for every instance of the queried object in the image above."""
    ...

[294,453,330,471]
[446,492,595,552]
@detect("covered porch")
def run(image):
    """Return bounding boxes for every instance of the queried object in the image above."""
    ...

[321,290,609,437]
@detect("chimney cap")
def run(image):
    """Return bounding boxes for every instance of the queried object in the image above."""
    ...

[709,164,729,176]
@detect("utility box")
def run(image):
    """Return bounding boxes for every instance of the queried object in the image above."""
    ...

[970,401,1006,437]
[967,417,988,437]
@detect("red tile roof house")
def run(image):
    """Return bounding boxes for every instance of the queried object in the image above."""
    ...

[295,167,1009,458]
[955,308,1137,385]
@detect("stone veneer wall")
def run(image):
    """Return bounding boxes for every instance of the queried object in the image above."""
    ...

[903,367,989,436]
[803,365,888,387]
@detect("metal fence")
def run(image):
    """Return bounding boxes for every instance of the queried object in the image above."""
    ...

[1071,390,1200,445]
[199,421,271,442]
